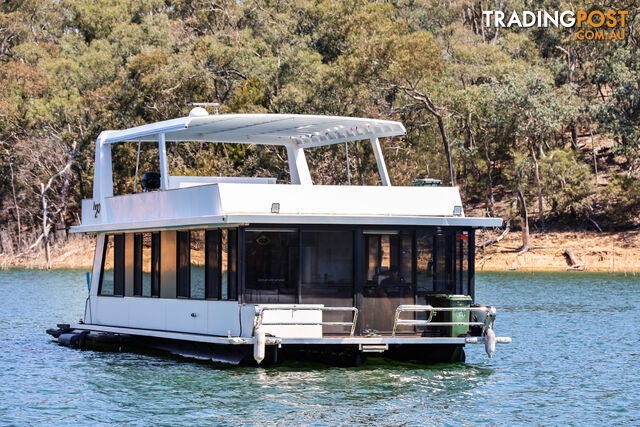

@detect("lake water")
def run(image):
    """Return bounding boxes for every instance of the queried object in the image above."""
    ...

[0,269,638,425]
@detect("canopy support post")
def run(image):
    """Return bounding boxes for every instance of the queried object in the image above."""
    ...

[133,141,141,193]
[158,133,169,190]
[370,137,391,186]
[286,145,312,185]
[345,142,351,185]
[92,131,113,223]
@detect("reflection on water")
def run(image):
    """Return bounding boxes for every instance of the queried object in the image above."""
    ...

[0,269,638,424]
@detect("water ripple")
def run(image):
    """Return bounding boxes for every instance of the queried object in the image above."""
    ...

[0,269,638,424]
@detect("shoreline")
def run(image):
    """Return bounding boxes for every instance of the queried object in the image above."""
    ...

[475,229,640,273]
[1,230,638,273]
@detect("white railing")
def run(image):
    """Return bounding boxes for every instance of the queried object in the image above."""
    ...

[392,305,495,337]
[254,305,359,337]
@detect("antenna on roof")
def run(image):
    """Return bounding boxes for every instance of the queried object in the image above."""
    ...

[190,102,219,115]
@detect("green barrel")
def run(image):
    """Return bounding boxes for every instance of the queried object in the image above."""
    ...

[425,294,472,337]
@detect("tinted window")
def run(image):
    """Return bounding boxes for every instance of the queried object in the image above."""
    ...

[244,229,298,303]
[459,230,469,295]
[100,235,115,295]
[227,229,237,300]
[99,234,124,296]
[190,230,205,299]
[365,231,412,285]
[134,232,159,297]
[174,229,235,300]
[205,229,219,299]
[176,231,189,298]
[301,231,352,284]
[434,233,449,292]
[416,230,434,293]
[151,232,160,297]
[422,229,472,295]
[221,229,229,300]
[113,234,125,296]
[220,229,238,300]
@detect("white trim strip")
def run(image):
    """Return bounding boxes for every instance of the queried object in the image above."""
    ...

[70,215,502,233]
[70,324,253,345]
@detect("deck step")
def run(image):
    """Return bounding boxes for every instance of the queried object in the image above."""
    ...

[359,344,389,353]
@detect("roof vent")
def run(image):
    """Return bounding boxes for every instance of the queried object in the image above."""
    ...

[189,107,209,117]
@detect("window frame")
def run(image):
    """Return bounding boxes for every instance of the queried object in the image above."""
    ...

[300,229,354,287]
[151,232,161,297]
[175,228,238,301]
[363,230,414,287]
[98,233,125,297]
[205,229,220,300]
[176,230,190,298]
[188,230,206,300]
[133,232,160,298]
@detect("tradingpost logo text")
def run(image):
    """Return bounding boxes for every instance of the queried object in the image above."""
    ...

[482,9,628,40]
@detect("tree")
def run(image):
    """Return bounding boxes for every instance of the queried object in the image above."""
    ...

[493,69,579,229]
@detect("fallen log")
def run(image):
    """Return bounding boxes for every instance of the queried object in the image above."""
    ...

[477,220,510,249]
[563,248,584,270]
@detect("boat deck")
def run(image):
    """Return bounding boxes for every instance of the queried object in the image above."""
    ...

[68,324,510,346]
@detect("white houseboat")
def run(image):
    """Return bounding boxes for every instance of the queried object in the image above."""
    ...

[48,108,511,365]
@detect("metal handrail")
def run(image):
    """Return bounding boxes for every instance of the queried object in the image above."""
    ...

[255,305,359,337]
[392,304,493,337]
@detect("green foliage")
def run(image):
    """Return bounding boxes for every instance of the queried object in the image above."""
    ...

[596,80,640,163]
[539,150,595,218]
[1,0,640,248]
[602,175,640,226]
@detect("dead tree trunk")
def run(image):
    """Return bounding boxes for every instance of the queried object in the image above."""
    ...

[570,124,578,151]
[7,151,22,248]
[56,142,79,240]
[400,85,456,186]
[530,144,545,230]
[516,170,530,253]
[39,142,77,269]
[483,136,495,216]
[477,220,510,248]
[591,130,598,185]
[40,183,51,267]
[436,113,456,186]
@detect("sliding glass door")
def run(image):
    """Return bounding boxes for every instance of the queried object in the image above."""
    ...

[361,231,414,334]
[299,230,354,335]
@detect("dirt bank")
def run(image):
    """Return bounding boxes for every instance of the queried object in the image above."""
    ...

[0,235,96,270]
[476,229,640,272]
[1,230,638,273]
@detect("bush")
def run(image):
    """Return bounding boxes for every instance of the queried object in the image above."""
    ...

[602,175,640,226]
[540,149,595,218]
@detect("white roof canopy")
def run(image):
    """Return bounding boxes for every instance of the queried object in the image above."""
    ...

[101,113,406,148]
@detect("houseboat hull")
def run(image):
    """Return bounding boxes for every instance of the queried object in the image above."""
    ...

[47,323,508,366]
